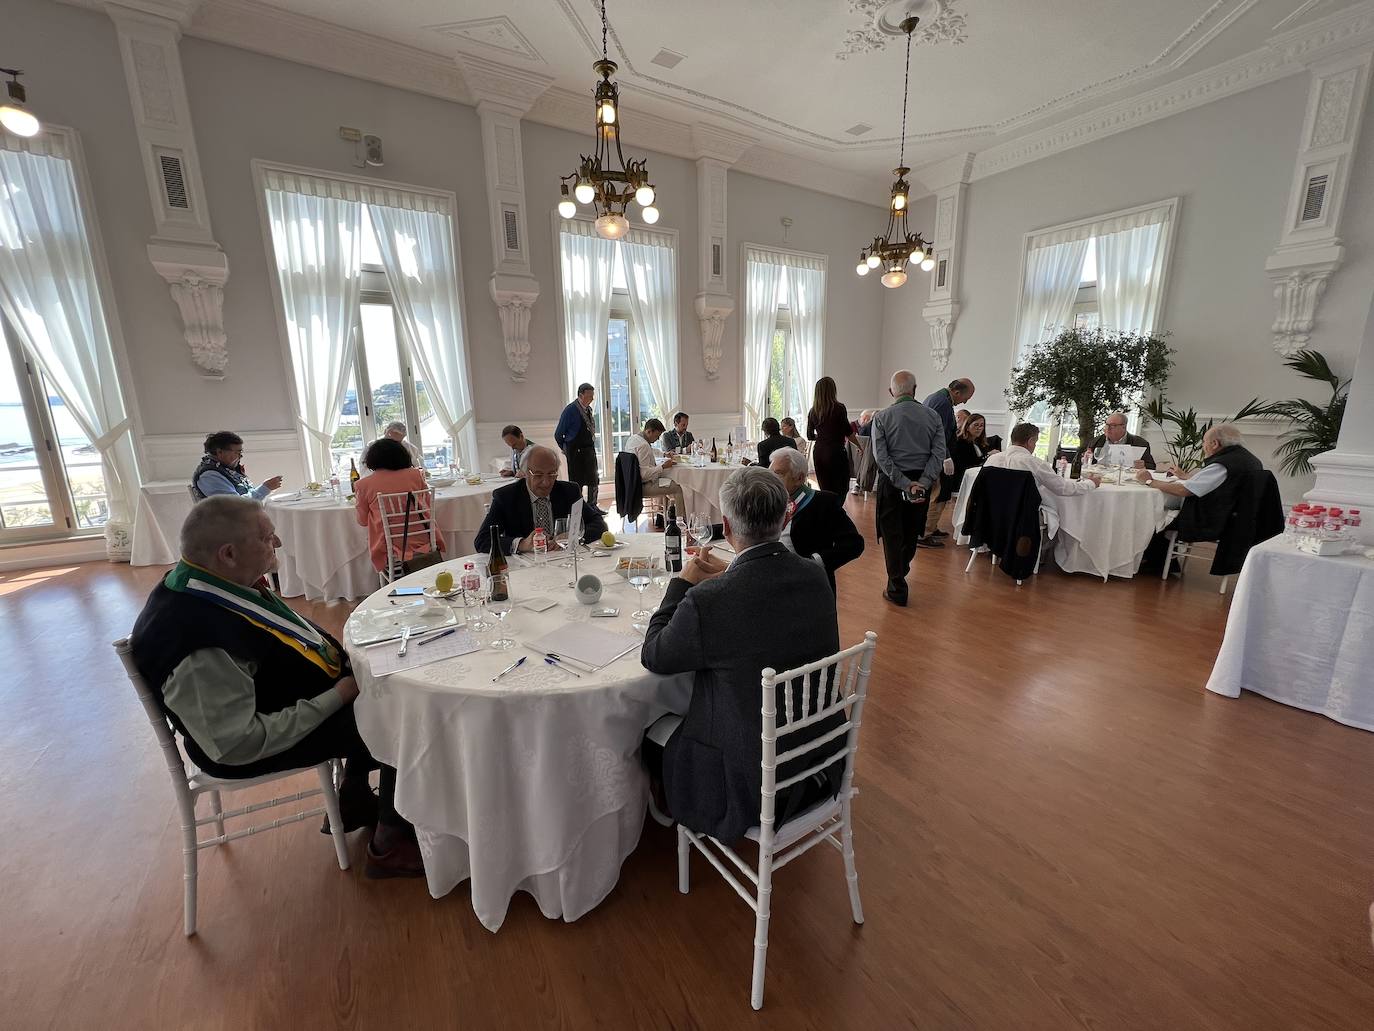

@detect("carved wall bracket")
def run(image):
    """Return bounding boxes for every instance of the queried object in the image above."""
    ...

[923,299,959,372]
[695,292,734,380]
[1265,256,1339,356]
[148,241,229,377]
[491,274,539,381]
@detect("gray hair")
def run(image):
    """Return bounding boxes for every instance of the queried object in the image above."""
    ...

[719,466,788,549]
[769,446,809,480]
[891,370,917,396]
[1207,423,1244,448]
[384,421,407,436]
[182,495,262,566]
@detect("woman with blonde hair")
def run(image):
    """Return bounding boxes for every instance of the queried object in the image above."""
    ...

[805,376,857,495]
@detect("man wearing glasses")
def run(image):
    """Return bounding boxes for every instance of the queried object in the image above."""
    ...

[190,430,284,501]
[1080,411,1156,470]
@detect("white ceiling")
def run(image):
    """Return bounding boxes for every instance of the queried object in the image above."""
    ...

[177,0,1369,196]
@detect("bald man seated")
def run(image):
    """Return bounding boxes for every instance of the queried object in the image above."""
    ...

[474,445,608,554]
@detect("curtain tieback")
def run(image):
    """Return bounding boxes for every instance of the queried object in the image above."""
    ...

[297,418,334,447]
[90,416,133,453]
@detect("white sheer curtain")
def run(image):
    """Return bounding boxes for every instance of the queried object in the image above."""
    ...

[783,261,825,406]
[742,249,786,434]
[621,228,679,417]
[368,200,478,468]
[559,221,615,398]
[0,133,139,528]
[1096,207,1172,334]
[1012,237,1091,365]
[264,177,363,480]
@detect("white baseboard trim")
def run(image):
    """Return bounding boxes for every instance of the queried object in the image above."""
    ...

[0,536,109,573]
[141,429,307,486]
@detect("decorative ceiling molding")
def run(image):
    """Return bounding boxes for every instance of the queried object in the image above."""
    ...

[453,53,556,117]
[428,16,543,64]
[690,124,759,164]
[835,0,969,61]
[98,0,204,30]
[914,151,975,192]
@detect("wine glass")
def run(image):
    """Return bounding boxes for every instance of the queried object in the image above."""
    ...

[486,575,514,649]
[554,516,573,565]
[652,571,670,606]
[468,578,494,632]
[691,514,713,550]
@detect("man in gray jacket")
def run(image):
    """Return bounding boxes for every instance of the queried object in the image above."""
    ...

[640,467,845,842]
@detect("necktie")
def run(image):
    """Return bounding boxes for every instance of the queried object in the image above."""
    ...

[535,496,554,536]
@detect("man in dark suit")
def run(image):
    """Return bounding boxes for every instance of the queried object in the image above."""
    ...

[755,417,798,468]
[1081,411,1156,469]
[768,446,863,593]
[640,467,845,842]
[475,445,607,554]
[554,382,602,510]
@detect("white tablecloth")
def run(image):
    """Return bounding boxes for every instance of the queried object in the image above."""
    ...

[130,480,194,566]
[950,467,1168,579]
[1205,538,1374,731]
[267,480,499,600]
[344,534,692,930]
[671,462,740,522]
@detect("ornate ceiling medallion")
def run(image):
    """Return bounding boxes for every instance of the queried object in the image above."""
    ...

[836,0,968,61]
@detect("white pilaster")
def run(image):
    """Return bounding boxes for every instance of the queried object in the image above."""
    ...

[1307,288,1374,537]
[455,55,555,383]
[1265,48,1372,355]
[105,0,230,378]
[690,125,757,380]
[917,153,974,372]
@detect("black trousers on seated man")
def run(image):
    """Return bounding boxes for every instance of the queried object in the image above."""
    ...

[876,469,930,603]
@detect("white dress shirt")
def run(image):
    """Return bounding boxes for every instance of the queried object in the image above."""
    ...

[985,445,1097,533]
[628,434,668,481]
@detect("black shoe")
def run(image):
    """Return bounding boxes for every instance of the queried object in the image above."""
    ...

[931,529,950,539]
[321,777,379,834]
[883,587,908,607]
[916,535,945,549]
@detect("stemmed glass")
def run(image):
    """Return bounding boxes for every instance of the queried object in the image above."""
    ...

[486,575,514,649]
[629,572,653,621]
[652,571,670,606]
[467,577,494,632]
[690,514,713,551]
[555,516,573,566]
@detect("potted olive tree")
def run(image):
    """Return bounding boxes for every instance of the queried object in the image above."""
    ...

[1005,326,1174,466]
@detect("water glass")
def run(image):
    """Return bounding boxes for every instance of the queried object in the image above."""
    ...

[486,575,514,649]
[468,579,494,632]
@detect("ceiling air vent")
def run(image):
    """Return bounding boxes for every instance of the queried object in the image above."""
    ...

[845,123,874,137]
[712,242,723,278]
[503,208,520,252]
[1301,174,1328,222]
[650,48,685,69]
[159,154,189,210]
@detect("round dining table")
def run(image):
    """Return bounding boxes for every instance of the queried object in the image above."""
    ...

[344,534,692,932]
[951,466,1171,579]
[266,478,501,601]
[671,461,746,522]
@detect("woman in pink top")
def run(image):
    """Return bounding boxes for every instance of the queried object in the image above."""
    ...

[353,438,445,573]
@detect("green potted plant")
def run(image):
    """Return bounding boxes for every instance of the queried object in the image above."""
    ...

[1005,326,1174,463]
[1141,400,1221,470]
[1237,349,1348,476]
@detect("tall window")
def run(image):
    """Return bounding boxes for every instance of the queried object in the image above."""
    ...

[0,132,137,543]
[1010,198,1178,459]
[259,164,476,481]
[557,220,678,473]
[743,246,825,435]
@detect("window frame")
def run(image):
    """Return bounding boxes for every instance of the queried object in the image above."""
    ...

[738,243,828,434]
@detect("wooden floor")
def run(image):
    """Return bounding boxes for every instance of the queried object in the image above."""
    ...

[3,494,1373,1030]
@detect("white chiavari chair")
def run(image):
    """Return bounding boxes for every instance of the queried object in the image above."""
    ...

[376,488,440,586]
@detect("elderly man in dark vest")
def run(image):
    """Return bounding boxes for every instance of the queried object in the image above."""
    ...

[1136,423,1263,571]
[130,496,423,878]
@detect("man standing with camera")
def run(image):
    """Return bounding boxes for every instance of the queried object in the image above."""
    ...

[871,370,946,607]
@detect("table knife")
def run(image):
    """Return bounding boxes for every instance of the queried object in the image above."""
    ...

[396,625,413,657]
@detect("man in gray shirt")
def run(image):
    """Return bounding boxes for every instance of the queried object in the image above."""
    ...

[871,370,946,606]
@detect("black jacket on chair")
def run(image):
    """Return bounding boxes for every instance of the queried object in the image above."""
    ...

[1209,469,1283,576]
[963,466,1042,582]
[756,433,798,468]
[788,490,864,593]
[641,542,844,843]
[1171,444,1264,542]
[614,452,645,522]
[474,479,608,554]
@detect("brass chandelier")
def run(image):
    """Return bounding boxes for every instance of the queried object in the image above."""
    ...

[557,0,658,240]
[856,16,933,289]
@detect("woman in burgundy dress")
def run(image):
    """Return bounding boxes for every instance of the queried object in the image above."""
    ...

[806,376,858,495]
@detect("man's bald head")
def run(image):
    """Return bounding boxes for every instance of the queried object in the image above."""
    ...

[524,445,561,498]
[891,370,917,397]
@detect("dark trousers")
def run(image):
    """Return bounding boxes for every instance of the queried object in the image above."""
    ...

[876,471,929,599]
[565,445,600,505]
[207,705,406,828]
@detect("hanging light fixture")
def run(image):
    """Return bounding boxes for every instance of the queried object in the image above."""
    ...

[556,0,658,239]
[0,69,40,138]
[856,17,932,289]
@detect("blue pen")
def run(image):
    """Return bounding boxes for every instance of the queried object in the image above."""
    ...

[416,626,459,647]
[545,655,582,678]
[492,655,527,682]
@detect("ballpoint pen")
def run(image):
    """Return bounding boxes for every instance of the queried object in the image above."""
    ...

[492,655,527,682]
[544,655,582,678]
[416,627,458,647]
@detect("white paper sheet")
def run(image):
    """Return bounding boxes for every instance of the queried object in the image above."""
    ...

[364,627,482,677]
[528,624,641,670]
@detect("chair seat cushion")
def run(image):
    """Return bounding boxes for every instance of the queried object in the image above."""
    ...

[187,763,323,795]
[744,795,842,849]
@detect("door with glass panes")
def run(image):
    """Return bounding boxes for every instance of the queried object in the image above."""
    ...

[593,252,663,475]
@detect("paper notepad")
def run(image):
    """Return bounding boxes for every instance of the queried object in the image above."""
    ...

[529,624,640,671]
[364,628,481,677]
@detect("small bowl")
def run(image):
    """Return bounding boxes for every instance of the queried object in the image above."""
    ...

[576,574,603,605]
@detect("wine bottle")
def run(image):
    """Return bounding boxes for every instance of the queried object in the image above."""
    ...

[488,523,510,599]
[349,458,360,490]
[664,503,683,573]
[709,437,718,464]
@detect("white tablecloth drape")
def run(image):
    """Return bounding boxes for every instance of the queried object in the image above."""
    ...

[345,535,692,931]
[671,463,740,523]
[130,481,194,566]
[267,480,498,600]
[950,467,1168,579]
[1205,538,1374,732]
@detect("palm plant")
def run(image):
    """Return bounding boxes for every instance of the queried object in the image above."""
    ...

[1238,350,1348,477]
[1140,399,1216,470]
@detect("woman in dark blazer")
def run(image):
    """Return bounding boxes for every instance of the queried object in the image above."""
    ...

[950,412,998,489]
[805,376,858,495]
